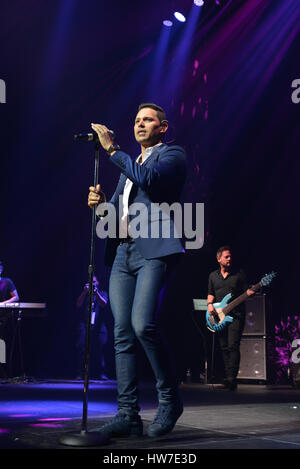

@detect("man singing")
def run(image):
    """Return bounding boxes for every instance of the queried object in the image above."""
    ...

[88,103,186,438]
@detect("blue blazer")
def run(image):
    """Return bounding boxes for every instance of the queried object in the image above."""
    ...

[102,144,187,266]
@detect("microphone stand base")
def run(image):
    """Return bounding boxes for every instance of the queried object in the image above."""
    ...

[59,430,110,447]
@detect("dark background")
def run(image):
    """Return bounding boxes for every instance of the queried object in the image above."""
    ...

[0,0,299,381]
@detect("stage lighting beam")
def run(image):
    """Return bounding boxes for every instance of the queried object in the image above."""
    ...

[174,12,186,23]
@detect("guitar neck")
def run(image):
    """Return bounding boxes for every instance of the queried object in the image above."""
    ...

[222,282,261,315]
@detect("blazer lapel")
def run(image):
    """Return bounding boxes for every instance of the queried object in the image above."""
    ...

[143,144,167,167]
[117,173,127,196]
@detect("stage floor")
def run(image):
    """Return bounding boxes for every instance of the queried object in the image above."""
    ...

[0,378,300,453]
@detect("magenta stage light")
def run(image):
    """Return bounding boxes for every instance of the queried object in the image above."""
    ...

[0,428,10,434]
[163,20,173,27]
[8,414,35,418]
[194,0,204,6]
[38,417,72,422]
[29,423,65,428]
[174,12,186,22]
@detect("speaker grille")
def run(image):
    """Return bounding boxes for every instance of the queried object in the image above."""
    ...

[238,337,267,379]
[244,294,266,335]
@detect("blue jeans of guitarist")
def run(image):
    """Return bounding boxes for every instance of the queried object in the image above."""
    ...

[109,240,180,415]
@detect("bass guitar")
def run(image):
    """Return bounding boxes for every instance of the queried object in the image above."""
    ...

[205,271,276,333]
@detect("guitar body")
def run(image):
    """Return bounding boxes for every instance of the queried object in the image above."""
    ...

[205,293,234,333]
[205,271,276,333]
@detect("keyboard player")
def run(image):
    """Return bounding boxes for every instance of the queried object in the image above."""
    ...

[0,261,19,378]
[0,261,19,306]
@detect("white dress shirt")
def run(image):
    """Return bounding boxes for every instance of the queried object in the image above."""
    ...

[119,143,163,238]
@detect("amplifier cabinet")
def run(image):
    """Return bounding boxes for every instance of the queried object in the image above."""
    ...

[244,294,266,335]
[238,336,267,380]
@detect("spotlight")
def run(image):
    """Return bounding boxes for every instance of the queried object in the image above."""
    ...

[163,20,173,27]
[174,12,186,22]
[194,0,204,5]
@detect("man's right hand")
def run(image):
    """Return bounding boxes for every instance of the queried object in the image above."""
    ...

[208,304,216,315]
[88,184,106,208]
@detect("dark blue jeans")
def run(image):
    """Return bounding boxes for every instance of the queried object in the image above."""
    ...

[109,240,179,415]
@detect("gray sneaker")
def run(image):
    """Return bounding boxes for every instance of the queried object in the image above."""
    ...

[94,412,143,438]
[147,401,183,437]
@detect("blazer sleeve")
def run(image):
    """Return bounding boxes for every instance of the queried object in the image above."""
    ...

[109,146,186,195]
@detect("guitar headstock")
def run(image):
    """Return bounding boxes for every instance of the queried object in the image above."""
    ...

[260,271,277,286]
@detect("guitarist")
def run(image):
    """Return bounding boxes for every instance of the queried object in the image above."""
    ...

[207,246,255,390]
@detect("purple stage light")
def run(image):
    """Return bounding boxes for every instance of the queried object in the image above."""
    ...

[38,417,72,422]
[163,20,173,27]
[29,423,65,428]
[174,12,186,23]
[194,0,204,6]
[1,396,116,419]
[0,428,10,434]
[167,4,201,100]
[274,314,300,383]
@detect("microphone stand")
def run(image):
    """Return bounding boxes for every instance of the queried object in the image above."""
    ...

[59,139,110,447]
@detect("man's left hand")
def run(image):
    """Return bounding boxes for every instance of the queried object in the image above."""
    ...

[246,288,255,296]
[91,123,114,151]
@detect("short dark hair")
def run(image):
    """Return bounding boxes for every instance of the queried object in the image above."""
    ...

[216,245,231,259]
[138,103,167,124]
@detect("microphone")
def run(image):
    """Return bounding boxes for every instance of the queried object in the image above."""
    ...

[74,130,115,142]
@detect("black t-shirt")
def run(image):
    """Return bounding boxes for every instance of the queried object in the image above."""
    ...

[208,269,248,315]
[0,278,16,302]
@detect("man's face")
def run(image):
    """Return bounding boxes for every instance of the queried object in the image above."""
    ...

[93,276,99,287]
[217,250,232,269]
[134,107,165,146]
